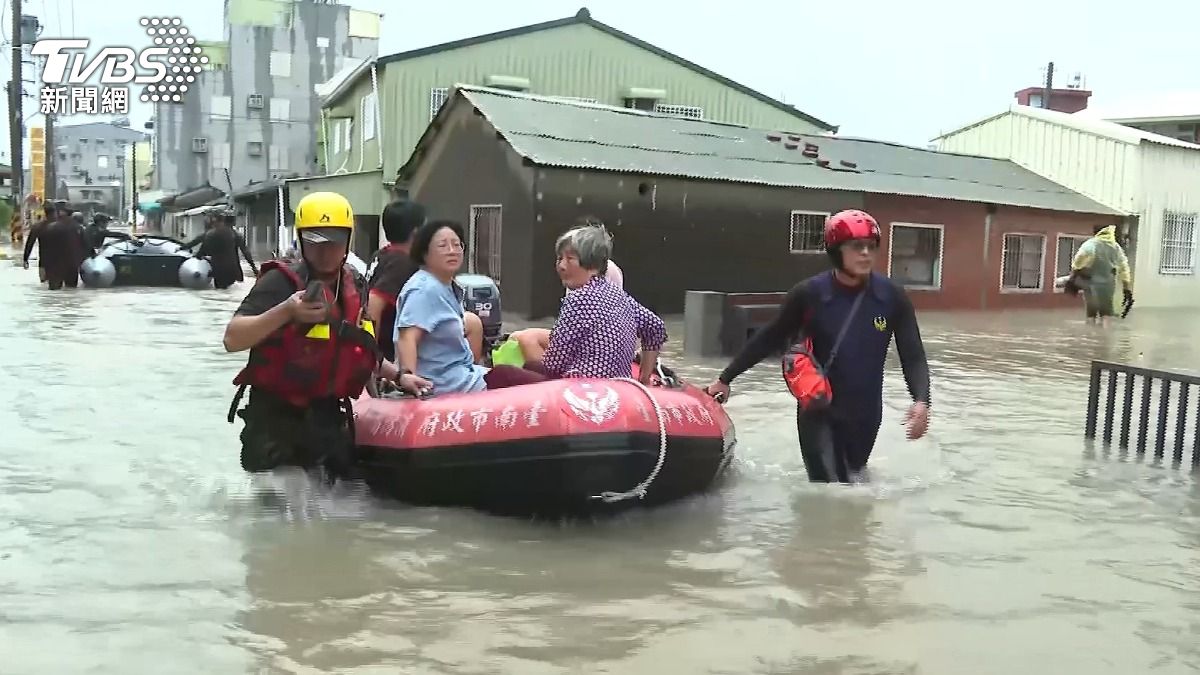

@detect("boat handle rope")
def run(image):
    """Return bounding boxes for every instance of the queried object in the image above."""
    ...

[590,377,668,503]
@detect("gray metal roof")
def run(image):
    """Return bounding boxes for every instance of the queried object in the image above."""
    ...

[436,86,1122,216]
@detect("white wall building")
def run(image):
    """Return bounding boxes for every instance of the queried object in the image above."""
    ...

[933,104,1200,308]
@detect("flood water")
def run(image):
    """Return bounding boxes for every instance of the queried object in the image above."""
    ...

[2,259,1200,674]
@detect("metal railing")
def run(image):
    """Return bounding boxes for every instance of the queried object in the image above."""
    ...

[1085,360,1200,466]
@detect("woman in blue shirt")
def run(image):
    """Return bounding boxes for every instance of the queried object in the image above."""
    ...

[393,220,545,397]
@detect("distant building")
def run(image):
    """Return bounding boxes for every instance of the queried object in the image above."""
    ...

[397,87,1118,318]
[153,0,380,224]
[1096,93,1200,144]
[289,7,837,259]
[934,104,1200,309]
[51,121,149,217]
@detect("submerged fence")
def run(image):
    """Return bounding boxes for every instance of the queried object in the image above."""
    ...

[1085,360,1200,466]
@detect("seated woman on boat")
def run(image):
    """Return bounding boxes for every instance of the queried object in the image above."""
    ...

[393,220,547,396]
[527,223,666,383]
[511,217,623,361]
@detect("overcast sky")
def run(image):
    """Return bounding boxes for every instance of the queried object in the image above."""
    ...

[1,0,1196,164]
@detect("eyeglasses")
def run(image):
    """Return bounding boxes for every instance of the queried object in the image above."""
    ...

[433,240,464,251]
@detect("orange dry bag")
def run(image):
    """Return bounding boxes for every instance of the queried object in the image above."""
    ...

[782,287,866,412]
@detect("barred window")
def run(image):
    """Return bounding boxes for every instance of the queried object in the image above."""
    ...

[1159,210,1197,275]
[789,211,828,253]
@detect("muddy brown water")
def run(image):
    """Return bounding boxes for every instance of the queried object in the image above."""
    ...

[2,261,1199,674]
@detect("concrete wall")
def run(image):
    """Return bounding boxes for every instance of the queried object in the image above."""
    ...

[155,0,379,195]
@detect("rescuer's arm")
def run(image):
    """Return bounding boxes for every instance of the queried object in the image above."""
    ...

[891,287,931,406]
[717,281,811,385]
[223,269,309,352]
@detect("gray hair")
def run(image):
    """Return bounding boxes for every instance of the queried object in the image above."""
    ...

[555,224,612,274]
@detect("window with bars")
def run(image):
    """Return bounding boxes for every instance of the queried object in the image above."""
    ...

[1159,210,1197,275]
[430,87,449,121]
[360,92,377,142]
[654,103,704,119]
[889,223,943,289]
[1054,234,1090,279]
[789,210,828,253]
[469,205,503,282]
[1001,233,1046,291]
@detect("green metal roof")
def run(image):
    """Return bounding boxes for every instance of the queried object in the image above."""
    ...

[343,8,834,132]
[413,86,1122,217]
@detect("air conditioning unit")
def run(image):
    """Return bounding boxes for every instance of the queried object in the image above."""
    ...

[247,141,263,156]
[191,137,208,153]
[247,94,264,109]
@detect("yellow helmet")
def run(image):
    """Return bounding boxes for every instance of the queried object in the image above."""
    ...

[295,191,354,245]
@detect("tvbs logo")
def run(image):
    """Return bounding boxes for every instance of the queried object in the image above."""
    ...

[32,17,206,103]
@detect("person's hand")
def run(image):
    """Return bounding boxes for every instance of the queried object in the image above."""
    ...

[906,402,929,440]
[1123,288,1134,303]
[22,261,29,270]
[397,372,433,396]
[285,290,328,324]
[705,380,730,403]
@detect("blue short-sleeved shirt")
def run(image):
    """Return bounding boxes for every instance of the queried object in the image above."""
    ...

[394,269,487,395]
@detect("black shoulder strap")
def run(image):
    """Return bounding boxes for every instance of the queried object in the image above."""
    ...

[824,282,868,371]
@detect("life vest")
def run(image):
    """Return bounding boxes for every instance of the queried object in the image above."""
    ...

[232,260,379,407]
[782,338,833,412]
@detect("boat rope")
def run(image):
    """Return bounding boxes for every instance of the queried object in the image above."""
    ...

[591,378,668,503]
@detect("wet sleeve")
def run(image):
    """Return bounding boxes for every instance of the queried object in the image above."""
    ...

[22,224,39,262]
[234,269,293,316]
[631,298,667,351]
[891,286,931,405]
[1117,246,1133,287]
[236,233,256,266]
[718,281,811,385]
[542,293,595,377]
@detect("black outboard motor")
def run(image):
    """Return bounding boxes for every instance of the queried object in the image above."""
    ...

[455,273,503,351]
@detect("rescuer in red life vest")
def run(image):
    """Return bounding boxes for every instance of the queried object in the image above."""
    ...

[222,191,431,477]
[705,209,932,483]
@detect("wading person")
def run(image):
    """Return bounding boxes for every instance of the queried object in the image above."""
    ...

[705,209,932,484]
[1071,223,1133,326]
[185,208,258,289]
[22,202,56,283]
[84,213,130,255]
[222,191,417,478]
[33,201,88,290]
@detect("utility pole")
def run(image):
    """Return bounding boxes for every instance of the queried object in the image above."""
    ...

[1042,61,1054,110]
[9,0,23,202]
[44,106,54,200]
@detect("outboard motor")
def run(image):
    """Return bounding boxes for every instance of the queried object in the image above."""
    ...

[455,273,503,351]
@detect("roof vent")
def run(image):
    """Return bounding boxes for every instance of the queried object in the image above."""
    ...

[787,135,801,142]
[784,142,798,150]
[576,7,591,19]
[816,159,830,168]
[766,133,782,142]
[840,160,858,169]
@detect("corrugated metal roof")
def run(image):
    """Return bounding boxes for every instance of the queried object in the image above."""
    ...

[441,87,1122,216]
[938,104,1200,151]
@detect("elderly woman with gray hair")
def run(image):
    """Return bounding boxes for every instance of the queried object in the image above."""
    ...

[515,223,666,383]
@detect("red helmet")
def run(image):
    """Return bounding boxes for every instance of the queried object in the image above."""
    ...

[824,209,881,248]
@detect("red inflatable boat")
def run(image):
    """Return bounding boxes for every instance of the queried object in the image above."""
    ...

[352,372,736,515]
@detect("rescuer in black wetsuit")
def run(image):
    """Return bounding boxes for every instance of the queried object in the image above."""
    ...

[84,213,130,254]
[184,209,258,289]
[705,209,932,483]
[26,201,87,289]
[22,203,54,282]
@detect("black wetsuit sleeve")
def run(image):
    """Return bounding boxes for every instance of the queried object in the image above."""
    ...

[718,281,811,385]
[235,269,295,316]
[23,224,40,262]
[235,232,256,268]
[891,285,931,405]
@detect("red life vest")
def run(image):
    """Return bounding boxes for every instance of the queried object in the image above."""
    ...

[233,260,379,407]
[782,338,834,412]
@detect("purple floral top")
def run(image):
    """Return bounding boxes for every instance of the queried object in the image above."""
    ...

[542,276,667,379]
